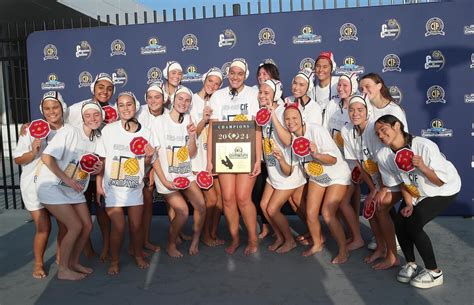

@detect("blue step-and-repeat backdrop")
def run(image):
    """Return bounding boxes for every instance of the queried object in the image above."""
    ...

[27,1,473,215]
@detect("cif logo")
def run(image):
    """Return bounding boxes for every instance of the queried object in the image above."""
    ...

[470,53,474,69]
[464,93,474,104]
[260,58,277,66]
[75,41,92,58]
[465,24,474,35]
[421,119,453,138]
[299,58,315,70]
[110,39,126,56]
[218,29,237,49]
[41,73,65,90]
[425,17,445,37]
[112,68,128,87]
[221,62,232,79]
[43,44,58,61]
[334,56,365,75]
[182,34,199,51]
[292,25,322,44]
[382,54,401,72]
[258,27,277,46]
[426,85,446,104]
[140,37,166,55]
[339,23,358,41]
[182,65,203,83]
[380,19,401,39]
[424,50,445,71]
[147,67,162,84]
[389,86,402,104]
[78,71,93,88]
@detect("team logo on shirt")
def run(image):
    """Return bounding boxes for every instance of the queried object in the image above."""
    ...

[382,54,401,72]
[182,65,203,83]
[304,161,332,184]
[167,144,192,175]
[334,56,365,75]
[299,58,315,70]
[60,160,89,188]
[389,86,403,104]
[146,67,163,84]
[218,29,237,49]
[292,25,322,44]
[470,53,474,68]
[43,44,58,61]
[380,19,401,39]
[75,41,92,58]
[464,93,474,104]
[110,156,140,188]
[110,39,126,56]
[421,119,453,137]
[41,73,65,90]
[425,17,445,37]
[78,71,93,88]
[258,27,277,46]
[426,85,446,104]
[112,68,128,87]
[339,23,358,41]
[424,50,445,71]
[182,34,199,51]
[221,62,232,79]
[140,37,166,55]
[465,24,474,35]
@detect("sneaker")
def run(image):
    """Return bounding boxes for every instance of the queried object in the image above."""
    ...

[397,263,417,283]
[410,269,443,289]
[367,236,377,250]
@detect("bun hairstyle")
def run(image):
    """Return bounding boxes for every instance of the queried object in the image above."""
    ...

[375,114,413,146]
[359,73,394,103]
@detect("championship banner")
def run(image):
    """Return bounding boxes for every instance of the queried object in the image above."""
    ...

[27,1,473,215]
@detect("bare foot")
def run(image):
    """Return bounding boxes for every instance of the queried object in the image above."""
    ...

[32,264,47,279]
[268,237,284,252]
[179,232,192,241]
[72,264,93,274]
[144,242,161,253]
[83,248,97,259]
[57,268,87,281]
[364,249,385,264]
[331,251,349,264]
[202,236,218,247]
[167,244,184,258]
[296,233,313,246]
[372,256,400,270]
[302,243,324,257]
[212,237,225,246]
[225,240,240,255]
[189,240,199,256]
[134,256,150,269]
[276,240,297,254]
[258,224,270,239]
[99,250,110,263]
[107,261,120,276]
[347,239,365,251]
[176,235,183,245]
[244,241,258,256]
[128,247,150,258]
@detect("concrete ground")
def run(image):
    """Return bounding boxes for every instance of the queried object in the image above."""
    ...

[0,209,472,305]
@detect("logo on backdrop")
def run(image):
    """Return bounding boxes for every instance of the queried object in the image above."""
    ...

[421,119,453,137]
[41,73,65,90]
[389,86,402,104]
[140,37,166,55]
[221,62,232,78]
[380,19,401,39]
[147,67,163,84]
[112,68,128,87]
[258,27,277,46]
[334,56,365,75]
[292,25,322,44]
[424,50,445,71]
[465,25,474,35]
[218,29,237,49]
[470,53,474,69]
[182,65,203,83]
[425,17,445,37]
[260,58,277,67]
[426,85,446,104]
[110,39,126,56]
[78,71,93,88]
[182,34,199,51]
[382,54,401,72]
[43,44,58,61]
[339,23,358,41]
[75,41,92,59]
[464,93,474,104]
[299,58,315,70]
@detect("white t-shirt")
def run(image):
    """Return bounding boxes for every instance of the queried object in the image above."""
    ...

[309,76,339,112]
[298,123,351,187]
[370,101,408,132]
[151,113,195,194]
[13,128,58,210]
[36,124,97,204]
[209,85,259,121]
[286,96,323,126]
[323,99,350,154]
[136,104,169,129]
[377,137,461,205]
[96,121,158,207]
[262,105,306,190]
[189,93,210,172]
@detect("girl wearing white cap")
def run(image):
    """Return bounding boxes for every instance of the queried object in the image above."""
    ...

[258,80,307,253]
[310,51,339,118]
[36,99,105,280]
[207,58,262,255]
[152,86,205,257]
[163,61,183,109]
[341,95,401,270]
[96,92,157,275]
[375,114,460,289]
[190,68,225,247]
[14,91,67,278]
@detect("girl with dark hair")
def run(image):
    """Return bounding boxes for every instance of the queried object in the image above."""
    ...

[375,114,461,288]
[310,51,339,116]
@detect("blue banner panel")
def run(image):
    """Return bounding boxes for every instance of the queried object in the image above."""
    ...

[27,2,473,215]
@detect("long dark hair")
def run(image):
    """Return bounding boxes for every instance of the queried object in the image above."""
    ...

[359,73,394,103]
[256,63,280,81]
[375,114,413,146]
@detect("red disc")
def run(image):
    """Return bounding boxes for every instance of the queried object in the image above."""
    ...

[102,105,118,124]
[363,200,376,220]
[255,108,271,126]
[173,176,191,189]
[129,136,149,156]
[395,148,415,172]
[29,119,51,139]
[292,136,311,158]
[351,166,362,184]
[79,153,100,174]
[196,171,213,189]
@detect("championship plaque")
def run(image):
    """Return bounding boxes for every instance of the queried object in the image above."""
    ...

[212,121,256,174]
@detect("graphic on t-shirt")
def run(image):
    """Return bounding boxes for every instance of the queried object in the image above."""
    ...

[33,160,44,183]
[302,160,331,184]
[60,160,88,188]
[404,183,420,198]
[109,156,140,188]
[263,138,273,155]
[167,145,192,174]
[176,146,189,162]
[331,129,344,149]
[232,114,248,122]
[362,159,379,175]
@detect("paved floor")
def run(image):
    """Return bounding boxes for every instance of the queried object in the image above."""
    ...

[0,209,472,305]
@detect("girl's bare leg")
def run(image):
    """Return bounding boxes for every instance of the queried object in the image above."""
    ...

[302,182,325,257]
[69,203,94,274]
[184,183,206,255]
[143,186,160,252]
[202,185,218,247]
[219,174,240,254]
[260,183,283,251]
[30,209,52,278]
[266,189,297,254]
[105,207,125,275]
[210,178,224,244]
[163,192,189,258]
[339,184,365,251]
[235,173,258,255]
[128,205,149,269]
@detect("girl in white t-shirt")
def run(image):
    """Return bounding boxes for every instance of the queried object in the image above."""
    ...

[374,114,461,289]
[309,51,339,117]
[190,68,225,247]
[207,58,262,255]
[258,80,307,254]
[96,92,157,275]
[162,61,183,109]
[14,91,67,279]
[37,101,104,281]
[152,86,206,258]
